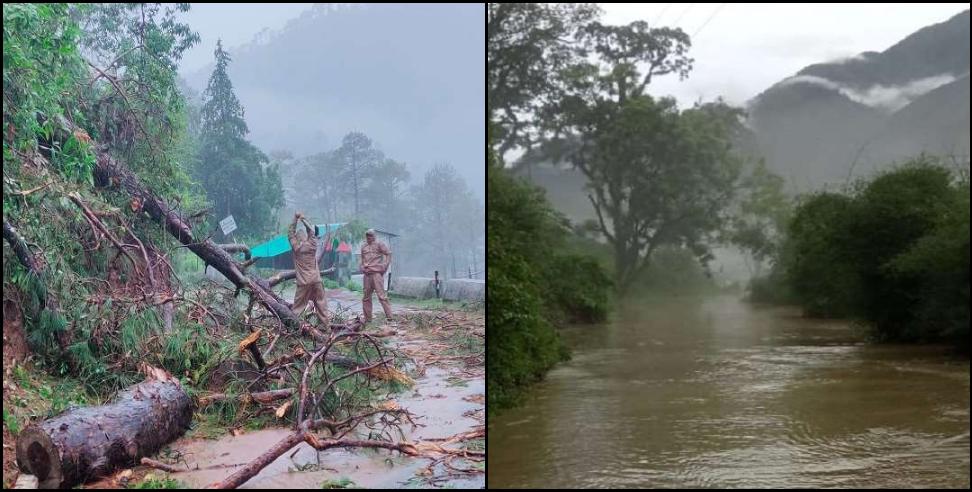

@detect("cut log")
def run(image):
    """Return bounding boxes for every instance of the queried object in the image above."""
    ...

[15,372,193,489]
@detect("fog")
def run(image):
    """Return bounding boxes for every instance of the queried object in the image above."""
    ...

[177,3,484,278]
[178,3,484,199]
[504,4,969,287]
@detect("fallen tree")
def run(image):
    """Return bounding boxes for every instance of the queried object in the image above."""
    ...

[30,118,422,490]
[15,366,193,489]
[25,126,295,329]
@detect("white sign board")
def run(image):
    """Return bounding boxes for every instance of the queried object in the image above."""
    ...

[219,215,237,236]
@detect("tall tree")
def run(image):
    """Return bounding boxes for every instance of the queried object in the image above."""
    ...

[335,132,382,218]
[195,40,282,237]
[541,21,747,293]
[487,3,601,155]
[362,157,410,231]
[410,164,481,277]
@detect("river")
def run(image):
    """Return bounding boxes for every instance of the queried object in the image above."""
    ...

[488,295,970,488]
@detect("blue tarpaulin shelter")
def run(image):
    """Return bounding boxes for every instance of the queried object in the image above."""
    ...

[249,223,345,269]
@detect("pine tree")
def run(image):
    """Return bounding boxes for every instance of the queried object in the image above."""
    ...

[195,40,282,237]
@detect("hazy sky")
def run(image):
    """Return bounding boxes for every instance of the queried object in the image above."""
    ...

[599,3,969,109]
[177,3,313,76]
[175,3,485,199]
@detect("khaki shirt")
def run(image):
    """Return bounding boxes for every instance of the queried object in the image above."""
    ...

[361,241,391,272]
[288,221,322,286]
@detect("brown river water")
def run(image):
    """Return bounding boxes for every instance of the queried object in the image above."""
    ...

[488,295,970,488]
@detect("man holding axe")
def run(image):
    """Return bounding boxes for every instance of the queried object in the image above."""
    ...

[288,211,329,325]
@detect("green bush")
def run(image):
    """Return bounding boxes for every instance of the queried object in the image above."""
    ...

[781,158,969,348]
[781,191,861,317]
[487,244,568,411]
[548,253,612,323]
[487,127,611,414]
[746,265,794,305]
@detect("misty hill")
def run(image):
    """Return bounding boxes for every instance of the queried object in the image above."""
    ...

[184,3,485,198]
[748,9,970,189]
[515,9,970,225]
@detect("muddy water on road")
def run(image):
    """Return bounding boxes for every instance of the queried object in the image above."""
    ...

[165,289,484,489]
[488,295,970,488]
[168,367,484,489]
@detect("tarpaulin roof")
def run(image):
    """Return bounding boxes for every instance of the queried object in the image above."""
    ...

[251,223,344,258]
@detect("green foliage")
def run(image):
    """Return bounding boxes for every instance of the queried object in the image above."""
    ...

[79,3,203,201]
[547,253,612,322]
[488,129,610,413]
[3,3,86,153]
[320,477,358,489]
[128,475,184,489]
[3,3,213,393]
[781,192,862,317]
[324,279,340,289]
[487,238,567,411]
[745,266,795,305]
[781,158,969,348]
[487,3,602,152]
[728,159,791,277]
[159,323,233,385]
[345,279,362,292]
[3,407,21,435]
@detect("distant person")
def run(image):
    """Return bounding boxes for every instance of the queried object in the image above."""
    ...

[360,229,393,323]
[288,212,329,325]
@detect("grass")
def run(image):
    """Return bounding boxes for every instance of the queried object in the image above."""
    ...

[3,408,20,435]
[4,363,93,435]
[321,477,358,488]
[388,294,447,308]
[127,474,184,489]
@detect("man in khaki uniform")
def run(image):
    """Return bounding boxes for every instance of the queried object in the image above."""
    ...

[360,229,393,322]
[288,212,329,324]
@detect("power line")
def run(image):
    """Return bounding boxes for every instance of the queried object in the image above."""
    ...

[692,3,726,38]
[655,3,672,25]
[672,3,695,26]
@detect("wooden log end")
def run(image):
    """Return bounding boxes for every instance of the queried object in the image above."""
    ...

[15,426,64,489]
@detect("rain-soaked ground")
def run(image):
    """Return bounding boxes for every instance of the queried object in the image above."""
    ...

[489,295,970,489]
[153,288,485,489]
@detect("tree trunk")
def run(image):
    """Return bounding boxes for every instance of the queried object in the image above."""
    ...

[90,150,300,328]
[15,374,193,489]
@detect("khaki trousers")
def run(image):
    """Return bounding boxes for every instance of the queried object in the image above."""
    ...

[294,281,329,324]
[362,272,392,320]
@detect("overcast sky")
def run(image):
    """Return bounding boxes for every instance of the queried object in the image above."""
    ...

[174,3,484,200]
[177,3,313,76]
[599,3,969,109]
